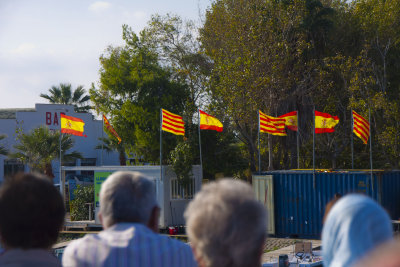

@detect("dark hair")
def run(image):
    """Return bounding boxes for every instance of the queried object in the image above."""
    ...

[0,172,65,249]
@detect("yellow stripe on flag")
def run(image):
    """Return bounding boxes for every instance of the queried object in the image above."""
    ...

[315,110,339,133]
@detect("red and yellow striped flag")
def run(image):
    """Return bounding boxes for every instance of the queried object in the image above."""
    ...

[259,110,287,136]
[161,109,185,136]
[103,115,122,144]
[352,110,370,144]
[60,114,85,137]
[279,111,298,131]
[315,110,339,133]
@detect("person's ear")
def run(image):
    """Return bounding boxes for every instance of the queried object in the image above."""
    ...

[191,246,206,267]
[147,206,160,233]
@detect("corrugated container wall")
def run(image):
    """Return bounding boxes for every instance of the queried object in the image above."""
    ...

[255,170,400,239]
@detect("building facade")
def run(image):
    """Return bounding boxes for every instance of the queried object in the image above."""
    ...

[0,103,120,183]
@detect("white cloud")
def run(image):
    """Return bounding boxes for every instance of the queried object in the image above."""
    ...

[88,1,111,13]
[10,43,36,56]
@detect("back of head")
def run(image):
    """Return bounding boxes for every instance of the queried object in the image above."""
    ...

[0,172,65,249]
[99,171,157,228]
[184,179,267,267]
[322,194,393,267]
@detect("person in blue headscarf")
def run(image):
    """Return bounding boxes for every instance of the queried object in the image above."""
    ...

[322,194,393,267]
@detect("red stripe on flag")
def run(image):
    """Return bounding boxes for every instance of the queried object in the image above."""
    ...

[315,110,339,120]
[60,114,84,122]
[200,124,223,132]
[315,128,335,134]
[61,128,85,136]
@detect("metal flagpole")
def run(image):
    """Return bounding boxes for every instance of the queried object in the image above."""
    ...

[258,111,261,174]
[369,107,373,191]
[101,115,104,166]
[59,131,62,194]
[160,109,163,181]
[351,110,354,169]
[313,107,316,187]
[198,110,203,178]
[297,110,300,169]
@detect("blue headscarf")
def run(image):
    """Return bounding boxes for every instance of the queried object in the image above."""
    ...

[322,194,393,267]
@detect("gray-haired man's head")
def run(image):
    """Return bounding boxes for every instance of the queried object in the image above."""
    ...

[184,179,267,267]
[99,171,158,229]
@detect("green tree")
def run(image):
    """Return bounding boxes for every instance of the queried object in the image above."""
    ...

[10,126,82,179]
[40,83,91,112]
[90,25,188,163]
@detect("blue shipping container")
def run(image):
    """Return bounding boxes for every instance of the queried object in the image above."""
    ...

[259,170,400,239]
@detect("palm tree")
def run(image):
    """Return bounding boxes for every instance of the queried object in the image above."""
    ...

[10,126,82,179]
[96,137,126,166]
[0,134,8,156]
[40,83,91,112]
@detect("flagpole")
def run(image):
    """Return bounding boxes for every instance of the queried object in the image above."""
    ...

[160,108,163,181]
[313,106,316,187]
[59,131,62,192]
[369,107,373,191]
[101,115,104,166]
[258,111,261,174]
[297,110,300,169]
[351,110,354,169]
[198,110,203,179]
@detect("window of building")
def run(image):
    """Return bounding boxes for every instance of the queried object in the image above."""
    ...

[170,178,194,200]
[4,159,24,179]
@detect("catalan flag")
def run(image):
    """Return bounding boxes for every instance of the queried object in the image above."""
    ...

[352,110,370,144]
[161,109,185,136]
[103,115,121,144]
[279,111,298,131]
[259,110,287,136]
[199,110,223,132]
[315,110,339,133]
[60,114,85,137]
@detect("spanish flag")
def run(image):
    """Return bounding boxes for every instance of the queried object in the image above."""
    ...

[60,114,85,137]
[103,115,122,144]
[199,110,223,132]
[352,110,369,144]
[315,110,339,133]
[259,110,287,136]
[279,111,298,131]
[161,109,185,136]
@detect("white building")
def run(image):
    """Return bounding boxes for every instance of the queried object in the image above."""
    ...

[0,103,120,183]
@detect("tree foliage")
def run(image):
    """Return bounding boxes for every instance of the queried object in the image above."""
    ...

[200,0,400,170]
[40,83,91,112]
[90,25,189,163]
[10,126,82,179]
[70,185,95,221]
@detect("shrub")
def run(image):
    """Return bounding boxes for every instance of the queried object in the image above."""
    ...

[70,185,95,221]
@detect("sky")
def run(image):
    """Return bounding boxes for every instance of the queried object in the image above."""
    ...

[0,0,211,108]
